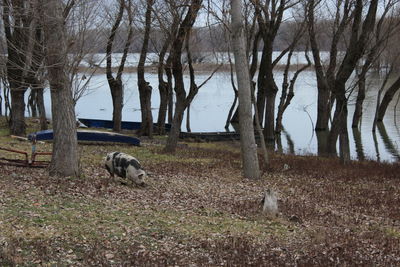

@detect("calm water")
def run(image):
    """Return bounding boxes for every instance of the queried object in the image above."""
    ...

[36,70,399,163]
[4,51,397,162]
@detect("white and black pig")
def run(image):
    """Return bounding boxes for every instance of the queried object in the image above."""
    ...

[104,152,146,186]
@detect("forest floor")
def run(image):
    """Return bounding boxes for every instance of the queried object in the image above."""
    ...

[0,118,399,266]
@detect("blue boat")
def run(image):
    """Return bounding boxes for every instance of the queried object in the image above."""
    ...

[28,129,140,146]
[78,118,171,132]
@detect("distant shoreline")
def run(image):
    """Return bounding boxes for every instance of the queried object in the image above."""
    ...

[77,63,314,75]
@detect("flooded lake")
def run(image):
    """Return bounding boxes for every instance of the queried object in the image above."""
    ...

[37,69,399,163]
[5,51,396,162]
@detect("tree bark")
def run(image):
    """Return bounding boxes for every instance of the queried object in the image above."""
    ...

[105,0,128,132]
[42,0,80,177]
[36,87,47,130]
[327,0,378,163]
[307,0,331,131]
[156,36,172,135]
[165,103,185,152]
[3,0,30,135]
[352,73,366,128]
[352,127,365,161]
[9,90,26,135]
[377,75,400,122]
[164,0,202,153]
[138,0,154,137]
[231,0,260,179]
[165,55,174,124]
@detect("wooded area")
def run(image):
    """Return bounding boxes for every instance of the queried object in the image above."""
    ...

[1,1,400,265]
[0,0,400,176]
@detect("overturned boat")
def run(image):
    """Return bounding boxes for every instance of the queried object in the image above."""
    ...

[28,129,141,146]
[78,118,171,132]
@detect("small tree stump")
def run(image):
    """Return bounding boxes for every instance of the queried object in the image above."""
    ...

[262,189,278,217]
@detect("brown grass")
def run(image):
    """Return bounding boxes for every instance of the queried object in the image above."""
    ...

[0,124,399,265]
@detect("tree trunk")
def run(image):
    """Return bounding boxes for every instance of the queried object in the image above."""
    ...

[327,85,350,163]
[256,47,268,124]
[264,89,277,142]
[225,45,239,131]
[157,80,169,134]
[231,0,260,179]
[315,84,331,131]
[327,90,345,155]
[164,0,202,153]
[307,0,331,131]
[352,127,365,161]
[377,75,400,122]
[3,0,30,136]
[165,55,174,124]
[352,74,366,127]
[110,80,123,132]
[164,103,185,152]
[3,86,10,118]
[316,130,329,156]
[186,103,191,132]
[339,122,350,164]
[10,90,26,135]
[257,44,277,142]
[43,0,79,177]
[377,122,400,160]
[36,87,47,131]
[328,0,378,164]
[156,37,172,135]
[28,90,38,117]
[138,0,154,137]
[105,0,131,133]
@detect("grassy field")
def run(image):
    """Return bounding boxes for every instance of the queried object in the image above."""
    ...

[0,118,399,266]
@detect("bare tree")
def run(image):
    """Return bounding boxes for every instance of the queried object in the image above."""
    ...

[41,0,80,177]
[306,0,353,132]
[137,0,154,137]
[275,18,311,134]
[27,29,47,131]
[66,0,107,106]
[231,0,260,179]
[164,0,203,153]
[252,0,301,142]
[352,0,400,128]
[327,0,379,163]
[152,0,182,134]
[376,75,400,122]
[306,0,379,162]
[106,0,134,132]
[2,0,33,135]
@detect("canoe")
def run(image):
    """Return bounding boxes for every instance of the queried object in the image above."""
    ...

[78,118,171,132]
[179,131,240,142]
[28,129,140,146]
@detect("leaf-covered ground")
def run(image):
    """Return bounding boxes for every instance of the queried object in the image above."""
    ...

[0,119,399,266]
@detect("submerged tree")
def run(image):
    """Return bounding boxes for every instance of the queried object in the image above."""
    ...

[252,0,303,142]
[376,75,400,122]
[306,0,353,132]
[352,1,400,128]
[327,0,378,163]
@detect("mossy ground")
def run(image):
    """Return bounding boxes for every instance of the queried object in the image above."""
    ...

[0,117,399,265]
